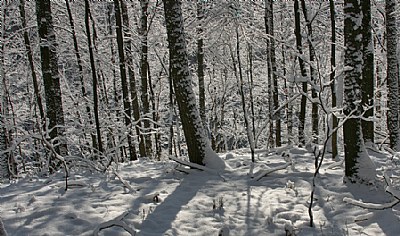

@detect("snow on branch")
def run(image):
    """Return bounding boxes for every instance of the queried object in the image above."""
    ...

[169,156,226,181]
[254,162,291,181]
[343,197,399,210]
[114,171,136,194]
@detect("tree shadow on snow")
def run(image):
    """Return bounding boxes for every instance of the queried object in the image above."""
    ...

[138,172,208,235]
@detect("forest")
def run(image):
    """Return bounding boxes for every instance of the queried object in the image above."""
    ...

[0,0,400,235]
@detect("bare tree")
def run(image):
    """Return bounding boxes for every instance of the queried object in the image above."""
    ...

[35,0,68,167]
[294,0,308,146]
[343,0,375,181]
[265,0,281,147]
[120,0,146,158]
[114,0,137,161]
[163,0,208,165]
[361,0,374,145]
[140,0,153,157]
[386,0,400,150]
[329,0,338,159]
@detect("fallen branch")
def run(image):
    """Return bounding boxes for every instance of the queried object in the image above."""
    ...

[254,162,291,181]
[169,156,226,181]
[343,197,399,210]
[114,171,136,194]
[343,171,400,210]
[93,211,136,236]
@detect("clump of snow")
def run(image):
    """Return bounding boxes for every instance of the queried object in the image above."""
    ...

[203,146,227,171]
[225,153,235,160]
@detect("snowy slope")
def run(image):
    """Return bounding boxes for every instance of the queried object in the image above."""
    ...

[0,146,399,235]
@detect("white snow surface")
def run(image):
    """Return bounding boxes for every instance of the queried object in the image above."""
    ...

[1,146,399,236]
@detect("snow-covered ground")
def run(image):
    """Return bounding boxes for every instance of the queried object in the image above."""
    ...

[1,146,399,235]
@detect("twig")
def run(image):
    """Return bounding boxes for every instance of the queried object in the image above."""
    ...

[114,171,136,194]
[93,211,136,236]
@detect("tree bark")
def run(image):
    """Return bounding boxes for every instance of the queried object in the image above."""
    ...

[294,0,308,146]
[114,0,137,161]
[35,0,68,162]
[265,0,281,147]
[83,0,103,155]
[343,0,365,178]
[300,0,318,144]
[163,0,208,165]
[361,0,374,145]
[20,0,45,123]
[329,0,338,159]
[120,0,146,158]
[386,0,400,150]
[140,0,152,157]
[197,0,206,127]
[65,0,98,151]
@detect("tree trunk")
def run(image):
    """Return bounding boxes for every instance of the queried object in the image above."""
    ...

[294,0,308,146]
[386,0,400,151]
[234,26,255,163]
[0,2,9,179]
[114,0,137,161]
[35,0,68,162]
[120,0,146,158]
[65,0,98,151]
[83,0,103,154]
[329,0,338,159]
[265,0,280,147]
[163,0,208,165]
[343,0,375,181]
[140,0,152,157]
[361,0,374,145]
[20,0,45,124]
[197,0,206,127]
[300,0,318,144]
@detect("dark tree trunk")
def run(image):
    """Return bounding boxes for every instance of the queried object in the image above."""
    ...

[35,0,68,161]
[386,0,400,150]
[20,0,45,123]
[114,0,137,161]
[140,0,152,157]
[294,0,308,146]
[361,0,374,145]
[265,0,281,147]
[120,0,146,158]
[65,0,98,151]
[234,26,255,163]
[197,0,206,126]
[84,0,103,155]
[300,0,318,144]
[343,0,364,178]
[0,5,9,179]
[329,0,338,159]
[163,0,208,165]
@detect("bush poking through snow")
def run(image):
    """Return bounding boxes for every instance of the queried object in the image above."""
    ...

[213,197,224,211]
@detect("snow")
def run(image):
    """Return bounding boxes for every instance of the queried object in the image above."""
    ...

[1,146,400,235]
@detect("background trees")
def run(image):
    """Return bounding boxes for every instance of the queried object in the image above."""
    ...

[0,0,397,181]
